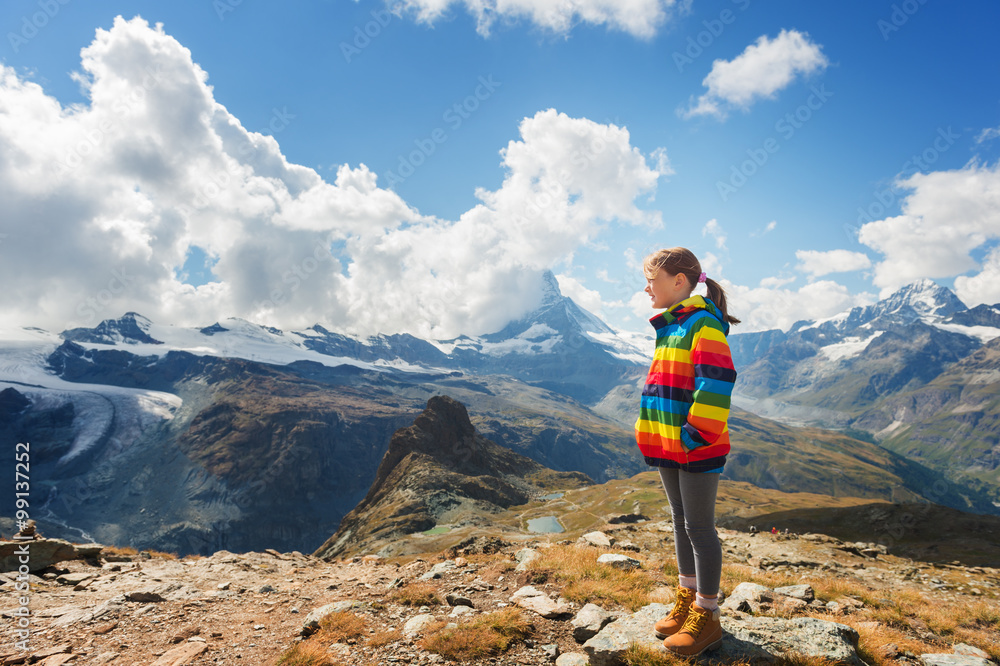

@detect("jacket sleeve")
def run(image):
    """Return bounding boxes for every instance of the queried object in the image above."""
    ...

[679,318,737,450]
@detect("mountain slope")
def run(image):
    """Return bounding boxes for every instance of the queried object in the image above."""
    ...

[852,335,1000,498]
[731,281,990,425]
[312,395,593,559]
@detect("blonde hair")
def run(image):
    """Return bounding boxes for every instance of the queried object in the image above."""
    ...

[643,247,740,325]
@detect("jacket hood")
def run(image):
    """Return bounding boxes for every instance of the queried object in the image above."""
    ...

[654,295,730,335]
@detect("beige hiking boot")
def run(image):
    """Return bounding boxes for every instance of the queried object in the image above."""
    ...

[662,602,723,656]
[653,585,696,638]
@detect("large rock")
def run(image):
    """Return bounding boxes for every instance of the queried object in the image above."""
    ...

[150,642,208,666]
[775,584,815,602]
[572,603,615,642]
[721,582,773,613]
[0,538,104,573]
[583,603,670,666]
[919,655,994,666]
[301,600,366,636]
[510,585,573,619]
[402,613,438,638]
[596,554,641,571]
[579,532,612,548]
[719,616,862,665]
[583,604,863,666]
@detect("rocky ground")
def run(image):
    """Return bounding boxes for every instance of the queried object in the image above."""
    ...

[2,519,999,666]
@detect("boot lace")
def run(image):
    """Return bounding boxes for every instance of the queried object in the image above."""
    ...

[680,605,709,636]
[669,586,695,619]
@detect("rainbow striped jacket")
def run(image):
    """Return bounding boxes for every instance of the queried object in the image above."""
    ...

[635,295,736,473]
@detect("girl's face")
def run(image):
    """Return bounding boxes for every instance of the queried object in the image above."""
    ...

[645,268,691,310]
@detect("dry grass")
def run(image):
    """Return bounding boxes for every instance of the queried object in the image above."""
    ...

[854,620,933,666]
[276,640,338,666]
[366,628,403,647]
[524,545,659,611]
[622,644,685,666]
[419,607,534,662]
[389,582,442,606]
[101,545,139,557]
[316,611,369,643]
[720,563,798,592]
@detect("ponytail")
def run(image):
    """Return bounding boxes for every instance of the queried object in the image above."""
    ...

[704,278,740,326]
[643,246,740,326]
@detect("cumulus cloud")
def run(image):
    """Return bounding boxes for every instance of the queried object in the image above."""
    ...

[0,17,663,338]
[682,29,828,119]
[393,0,686,39]
[857,160,1000,299]
[954,246,1000,307]
[724,280,876,333]
[702,218,727,250]
[795,249,872,279]
[556,274,605,314]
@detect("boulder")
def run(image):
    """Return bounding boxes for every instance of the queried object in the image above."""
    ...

[571,603,615,642]
[596,554,641,571]
[721,582,773,613]
[556,654,591,666]
[510,585,573,619]
[402,613,438,638]
[301,600,366,636]
[579,532,612,548]
[775,584,815,602]
[919,656,993,666]
[584,604,864,666]
[0,538,104,573]
[514,548,540,572]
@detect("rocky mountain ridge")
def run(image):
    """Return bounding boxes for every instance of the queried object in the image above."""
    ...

[312,396,592,560]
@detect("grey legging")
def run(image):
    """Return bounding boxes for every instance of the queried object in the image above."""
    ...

[658,467,722,597]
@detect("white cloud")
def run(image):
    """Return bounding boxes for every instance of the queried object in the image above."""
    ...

[0,17,664,339]
[954,245,1000,307]
[393,0,686,39]
[759,275,796,288]
[556,274,605,314]
[857,160,1000,297]
[725,280,876,333]
[795,249,872,278]
[975,126,1000,144]
[751,220,777,237]
[682,29,828,119]
[702,218,727,250]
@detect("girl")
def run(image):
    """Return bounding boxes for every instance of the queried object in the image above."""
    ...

[634,247,739,656]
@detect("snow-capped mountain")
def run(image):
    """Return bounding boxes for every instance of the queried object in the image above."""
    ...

[729,280,999,426]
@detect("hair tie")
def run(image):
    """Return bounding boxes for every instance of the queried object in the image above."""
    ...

[698,272,707,283]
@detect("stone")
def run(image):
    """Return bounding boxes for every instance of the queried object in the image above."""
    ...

[0,538,104,573]
[775,584,815,602]
[556,653,591,666]
[920,656,994,666]
[510,585,573,619]
[953,645,991,660]
[615,540,641,553]
[445,593,473,607]
[583,603,671,666]
[584,604,864,666]
[571,603,615,643]
[450,605,475,617]
[543,643,560,660]
[721,582,773,613]
[420,561,457,580]
[39,655,75,666]
[51,594,125,627]
[402,613,437,638]
[606,514,650,524]
[596,554,641,571]
[56,572,95,586]
[579,532,612,548]
[772,596,810,614]
[150,642,208,666]
[515,548,540,572]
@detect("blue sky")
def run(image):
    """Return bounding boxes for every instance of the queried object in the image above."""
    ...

[2,0,999,338]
